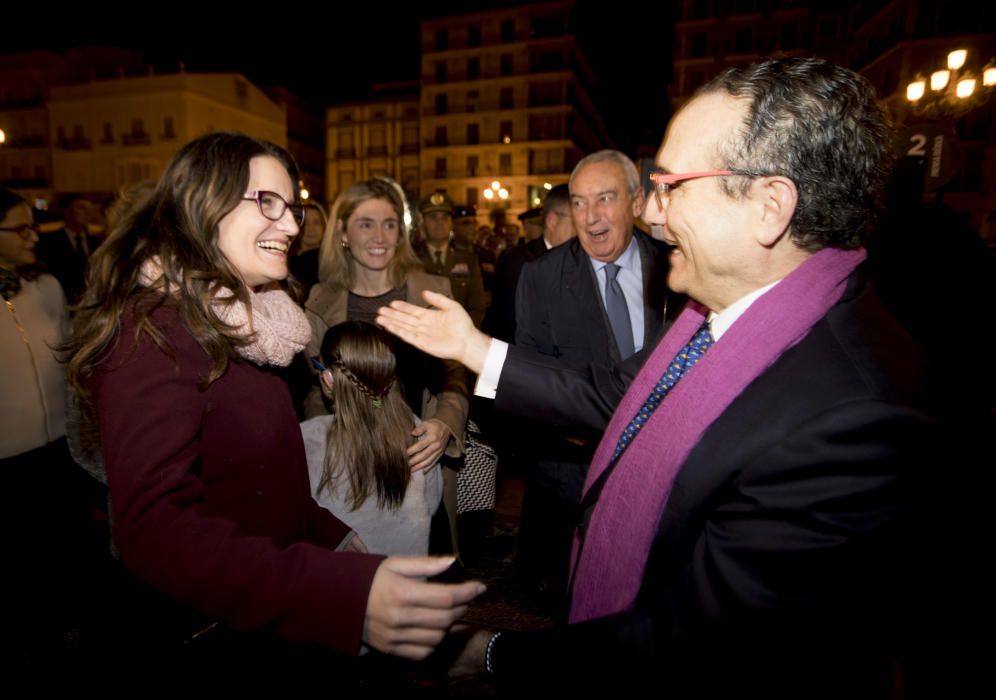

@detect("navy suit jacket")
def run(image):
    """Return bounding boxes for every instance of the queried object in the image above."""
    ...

[491,272,945,697]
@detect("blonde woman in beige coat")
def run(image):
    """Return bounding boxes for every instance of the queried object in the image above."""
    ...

[304,177,469,555]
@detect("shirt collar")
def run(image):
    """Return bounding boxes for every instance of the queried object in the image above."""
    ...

[589,233,639,274]
[708,280,780,341]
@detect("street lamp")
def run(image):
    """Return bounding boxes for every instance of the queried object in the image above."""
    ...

[906,49,995,118]
[482,180,509,204]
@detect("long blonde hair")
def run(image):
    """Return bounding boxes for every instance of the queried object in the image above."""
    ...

[317,321,414,510]
[317,177,421,293]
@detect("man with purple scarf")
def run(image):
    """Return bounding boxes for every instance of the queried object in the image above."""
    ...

[378,59,952,697]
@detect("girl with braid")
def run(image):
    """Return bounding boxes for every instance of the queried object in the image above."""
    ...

[302,321,442,556]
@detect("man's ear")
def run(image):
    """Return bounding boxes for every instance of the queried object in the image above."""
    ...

[630,187,646,218]
[320,369,334,397]
[754,175,798,247]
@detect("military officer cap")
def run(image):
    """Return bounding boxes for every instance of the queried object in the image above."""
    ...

[518,207,543,224]
[418,191,455,215]
[453,204,477,219]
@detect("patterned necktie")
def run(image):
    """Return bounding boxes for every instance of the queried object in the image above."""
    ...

[604,263,635,359]
[611,322,715,463]
[433,250,444,269]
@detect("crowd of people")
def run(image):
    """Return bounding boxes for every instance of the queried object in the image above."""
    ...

[3,57,992,696]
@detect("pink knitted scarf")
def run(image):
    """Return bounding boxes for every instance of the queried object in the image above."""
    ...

[139,259,310,367]
[569,247,866,623]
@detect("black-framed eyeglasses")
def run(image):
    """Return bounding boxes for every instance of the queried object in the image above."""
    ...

[244,190,305,226]
[649,169,775,209]
[0,224,38,240]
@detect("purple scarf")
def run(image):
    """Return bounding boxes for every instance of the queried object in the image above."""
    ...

[569,247,866,623]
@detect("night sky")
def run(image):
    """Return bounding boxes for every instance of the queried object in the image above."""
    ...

[5,2,674,154]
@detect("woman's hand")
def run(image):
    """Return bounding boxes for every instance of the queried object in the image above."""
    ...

[408,418,451,472]
[363,556,486,660]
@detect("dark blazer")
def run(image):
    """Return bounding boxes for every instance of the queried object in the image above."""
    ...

[514,230,679,366]
[35,228,101,303]
[483,236,548,342]
[490,272,941,697]
[92,304,384,654]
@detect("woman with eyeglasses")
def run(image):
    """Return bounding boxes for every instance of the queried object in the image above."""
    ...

[304,177,470,556]
[65,133,482,679]
[1,187,102,661]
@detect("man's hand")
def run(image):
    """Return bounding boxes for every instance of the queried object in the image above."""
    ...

[363,556,486,660]
[376,290,492,375]
[408,418,450,472]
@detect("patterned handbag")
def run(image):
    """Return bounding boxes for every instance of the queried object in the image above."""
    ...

[456,419,498,514]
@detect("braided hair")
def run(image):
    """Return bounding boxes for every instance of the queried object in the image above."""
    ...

[316,321,413,510]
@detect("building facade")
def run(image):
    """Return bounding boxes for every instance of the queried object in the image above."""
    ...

[418,1,610,223]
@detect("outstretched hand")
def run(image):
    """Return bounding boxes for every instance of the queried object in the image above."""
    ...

[363,556,486,660]
[376,290,492,375]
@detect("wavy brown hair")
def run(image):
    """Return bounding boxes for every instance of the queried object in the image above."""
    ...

[316,321,414,510]
[317,177,421,294]
[65,132,300,408]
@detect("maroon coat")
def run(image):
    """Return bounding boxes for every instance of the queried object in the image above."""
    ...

[92,305,383,653]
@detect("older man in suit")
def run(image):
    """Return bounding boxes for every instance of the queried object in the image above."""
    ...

[378,58,965,697]
[509,152,680,610]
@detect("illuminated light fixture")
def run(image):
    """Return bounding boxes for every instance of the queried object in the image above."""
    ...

[947,49,967,71]
[904,49,996,121]
[984,65,996,87]
[956,78,976,99]
[483,181,509,203]
[300,188,310,200]
[543,182,552,190]
[503,136,511,144]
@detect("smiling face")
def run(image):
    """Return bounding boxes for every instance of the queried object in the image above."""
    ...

[641,92,760,313]
[570,160,641,263]
[0,203,38,269]
[341,197,401,275]
[216,156,299,288]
